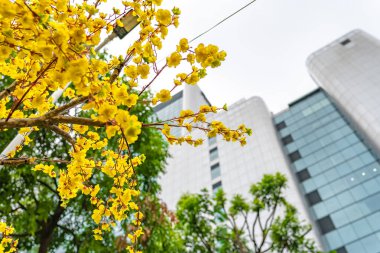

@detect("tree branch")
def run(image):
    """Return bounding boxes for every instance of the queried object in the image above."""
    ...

[0,157,34,166]
[44,124,76,147]
[0,157,70,166]
[36,179,59,196]
[43,96,90,118]
[0,115,105,129]
[52,115,105,127]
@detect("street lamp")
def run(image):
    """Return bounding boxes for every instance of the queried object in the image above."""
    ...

[95,10,140,52]
[114,10,140,39]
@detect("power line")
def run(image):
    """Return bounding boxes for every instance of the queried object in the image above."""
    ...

[190,0,257,43]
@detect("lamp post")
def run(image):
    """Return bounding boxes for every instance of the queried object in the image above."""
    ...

[96,10,140,51]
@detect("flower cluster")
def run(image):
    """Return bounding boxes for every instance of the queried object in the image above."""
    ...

[155,105,251,146]
[0,222,17,253]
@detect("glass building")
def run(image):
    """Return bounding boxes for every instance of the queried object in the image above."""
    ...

[275,88,380,253]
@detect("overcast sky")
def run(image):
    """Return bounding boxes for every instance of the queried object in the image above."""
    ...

[106,0,380,113]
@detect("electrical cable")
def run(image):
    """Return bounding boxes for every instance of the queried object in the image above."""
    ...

[189,0,257,42]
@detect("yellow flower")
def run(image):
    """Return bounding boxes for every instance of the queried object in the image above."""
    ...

[177,38,189,52]
[125,94,139,108]
[137,64,150,79]
[0,46,12,60]
[155,9,172,26]
[156,89,171,103]
[73,125,88,135]
[166,52,182,67]
[114,85,129,106]
[106,125,119,139]
[98,104,117,122]
[63,88,75,99]
[124,65,138,79]
[71,28,86,43]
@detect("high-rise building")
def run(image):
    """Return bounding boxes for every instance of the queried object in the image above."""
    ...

[307,29,380,155]
[274,88,380,253]
[155,29,380,252]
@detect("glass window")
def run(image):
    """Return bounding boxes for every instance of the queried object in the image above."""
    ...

[306,190,322,206]
[363,178,378,195]
[360,152,375,164]
[313,202,328,219]
[365,193,380,212]
[352,218,371,238]
[335,247,348,253]
[340,38,351,46]
[212,181,222,193]
[337,191,354,207]
[276,121,286,130]
[324,197,341,213]
[289,150,301,162]
[362,234,380,253]
[317,215,335,234]
[209,147,218,161]
[211,163,221,180]
[296,168,310,182]
[346,241,365,253]
[319,184,334,199]
[331,210,349,228]
[350,185,367,201]
[282,134,294,145]
[366,212,380,232]
[338,226,357,245]
[344,205,363,223]
[325,230,343,250]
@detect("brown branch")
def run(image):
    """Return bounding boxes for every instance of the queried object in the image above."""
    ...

[0,157,70,166]
[43,96,90,118]
[52,115,105,127]
[0,157,34,166]
[44,124,76,148]
[0,117,43,128]
[0,115,105,129]
[138,64,167,96]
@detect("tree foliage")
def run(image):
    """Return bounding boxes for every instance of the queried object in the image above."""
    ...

[1,72,183,252]
[0,0,251,251]
[176,173,319,253]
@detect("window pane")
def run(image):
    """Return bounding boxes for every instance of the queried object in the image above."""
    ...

[212,181,222,193]
[211,163,221,179]
[317,215,335,234]
[210,148,219,161]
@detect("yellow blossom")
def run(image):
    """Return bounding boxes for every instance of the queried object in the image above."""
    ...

[156,89,171,103]
[155,9,172,26]
[166,52,182,67]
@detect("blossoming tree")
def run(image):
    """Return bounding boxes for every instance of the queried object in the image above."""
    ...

[0,0,251,252]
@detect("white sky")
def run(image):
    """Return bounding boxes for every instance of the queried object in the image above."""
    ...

[105,0,380,113]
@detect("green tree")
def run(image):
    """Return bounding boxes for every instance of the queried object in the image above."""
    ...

[176,173,319,253]
[0,72,181,252]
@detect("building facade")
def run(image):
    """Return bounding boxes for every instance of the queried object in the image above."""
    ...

[155,29,380,252]
[307,29,380,155]
[274,89,380,253]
